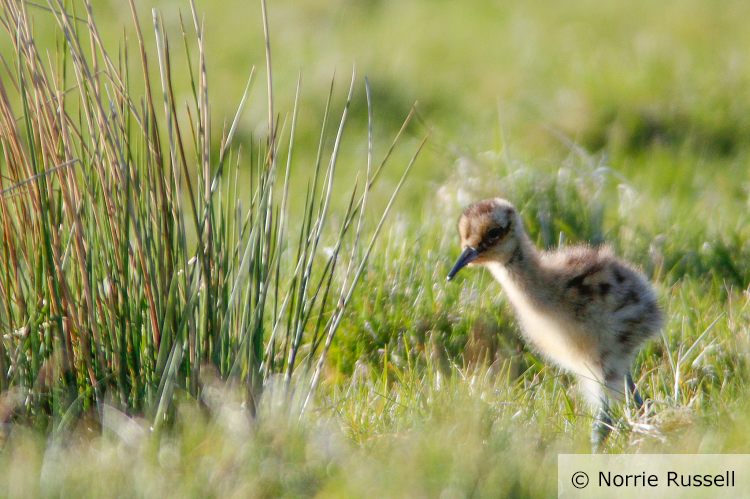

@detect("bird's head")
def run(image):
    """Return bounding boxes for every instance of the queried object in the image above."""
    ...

[447,198,522,280]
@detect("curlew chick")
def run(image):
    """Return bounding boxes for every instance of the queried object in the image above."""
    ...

[447,198,662,448]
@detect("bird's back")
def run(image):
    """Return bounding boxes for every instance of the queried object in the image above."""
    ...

[540,245,663,351]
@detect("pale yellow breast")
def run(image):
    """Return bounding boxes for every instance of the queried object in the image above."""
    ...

[485,262,601,379]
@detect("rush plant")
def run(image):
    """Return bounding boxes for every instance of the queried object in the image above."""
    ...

[0,0,424,431]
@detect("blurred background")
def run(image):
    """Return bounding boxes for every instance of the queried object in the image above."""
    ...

[44,0,750,217]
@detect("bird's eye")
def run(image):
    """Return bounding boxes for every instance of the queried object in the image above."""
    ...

[486,226,506,241]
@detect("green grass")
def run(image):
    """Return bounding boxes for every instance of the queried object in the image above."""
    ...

[1,0,750,497]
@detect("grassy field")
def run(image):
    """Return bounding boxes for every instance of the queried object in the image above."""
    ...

[1,0,750,497]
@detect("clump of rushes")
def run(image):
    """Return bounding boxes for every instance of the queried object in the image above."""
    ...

[0,0,425,432]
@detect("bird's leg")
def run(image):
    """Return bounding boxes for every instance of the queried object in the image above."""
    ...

[582,377,614,452]
[626,372,643,410]
[592,374,646,451]
[591,400,613,452]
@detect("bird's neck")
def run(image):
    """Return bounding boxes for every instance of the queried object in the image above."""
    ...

[484,235,548,306]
